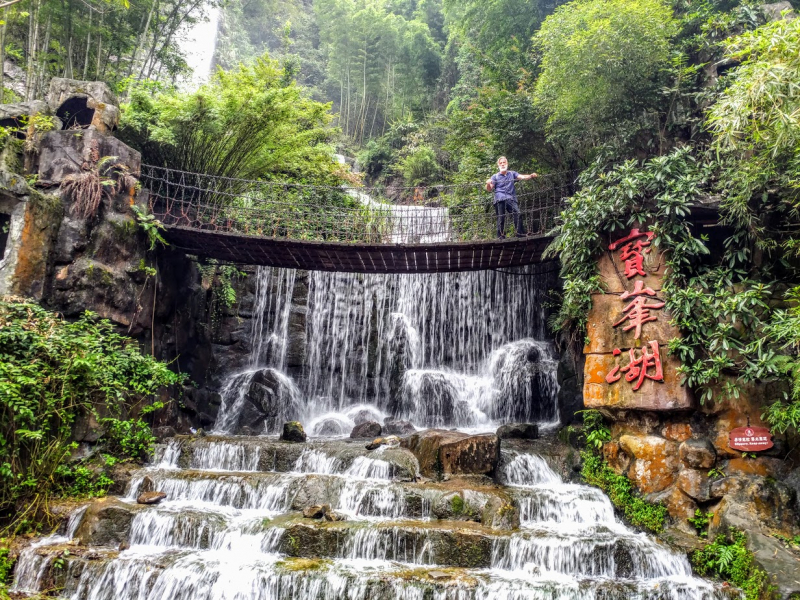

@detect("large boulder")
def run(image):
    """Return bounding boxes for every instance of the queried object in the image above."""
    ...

[239,368,303,433]
[137,491,166,505]
[678,439,716,469]
[38,129,140,185]
[618,434,679,494]
[383,418,416,436]
[710,495,800,598]
[401,429,500,479]
[74,499,136,546]
[281,421,307,443]
[399,371,458,427]
[47,78,119,132]
[350,421,382,439]
[496,423,539,440]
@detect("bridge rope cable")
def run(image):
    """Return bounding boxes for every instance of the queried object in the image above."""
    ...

[139,165,578,245]
[140,164,579,192]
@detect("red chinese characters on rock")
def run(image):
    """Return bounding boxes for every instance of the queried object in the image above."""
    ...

[605,228,666,391]
[608,228,655,279]
[605,342,664,390]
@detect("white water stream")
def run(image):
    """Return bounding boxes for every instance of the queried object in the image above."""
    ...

[13,439,728,599]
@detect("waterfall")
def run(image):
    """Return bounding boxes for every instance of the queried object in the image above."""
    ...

[211,256,558,436]
[13,438,730,599]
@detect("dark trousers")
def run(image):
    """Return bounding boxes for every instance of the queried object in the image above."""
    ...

[495,200,525,238]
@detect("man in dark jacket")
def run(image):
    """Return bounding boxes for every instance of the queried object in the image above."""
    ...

[485,156,538,238]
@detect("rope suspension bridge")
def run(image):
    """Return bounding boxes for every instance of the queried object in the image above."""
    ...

[142,165,576,273]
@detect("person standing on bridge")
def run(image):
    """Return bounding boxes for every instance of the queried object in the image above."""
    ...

[485,157,538,239]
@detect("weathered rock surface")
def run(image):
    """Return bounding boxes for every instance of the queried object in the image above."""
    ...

[38,130,140,185]
[279,520,494,568]
[679,439,716,469]
[584,352,694,411]
[383,418,416,436]
[242,368,302,433]
[710,495,800,598]
[496,423,538,440]
[281,421,307,443]
[137,491,167,505]
[350,421,382,439]
[75,498,137,546]
[618,434,679,494]
[302,504,329,519]
[402,429,500,479]
[47,78,120,131]
[677,469,711,502]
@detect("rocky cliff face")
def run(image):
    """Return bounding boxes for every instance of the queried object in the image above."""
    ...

[583,231,800,596]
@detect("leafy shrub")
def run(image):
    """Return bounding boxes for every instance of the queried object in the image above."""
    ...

[397,145,439,186]
[692,529,777,600]
[579,409,611,450]
[533,0,677,150]
[581,451,668,533]
[688,509,713,537]
[0,298,184,531]
[54,462,114,499]
[120,53,348,187]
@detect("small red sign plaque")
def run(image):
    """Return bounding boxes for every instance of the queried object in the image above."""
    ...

[728,426,773,452]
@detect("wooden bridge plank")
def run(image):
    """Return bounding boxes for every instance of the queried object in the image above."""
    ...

[161,226,554,274]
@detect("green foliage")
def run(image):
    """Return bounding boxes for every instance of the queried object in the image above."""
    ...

[102,416,156,461]
[0,297,183,530]
[120,54,348,186]
[546,147,711,346]
[54,462,114,498]
[397,145,439,185]
[0,541,12,600]
[579,409,611,450]
[708,15,800,232]
[533,0,678,150]
[315,0,444,140]
[130,205,167,251]
[691,529,777,600]
[688,509,713,537]
[581,451,668,533]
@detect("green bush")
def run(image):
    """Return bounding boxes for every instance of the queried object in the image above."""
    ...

[397,145,439,186]
[0,298,184,531]
[581,451,668,533]
[691,529,777,600]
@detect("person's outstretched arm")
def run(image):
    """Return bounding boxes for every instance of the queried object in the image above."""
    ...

[485,178,494,192]
[517,173,539,180]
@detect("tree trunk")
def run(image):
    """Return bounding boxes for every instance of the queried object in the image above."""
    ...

[95,11,103,77]
[37,13,51,98]
[82,9,92,79]
[127,0,155,84]
[0,8,8,102]
[25,0,39,100]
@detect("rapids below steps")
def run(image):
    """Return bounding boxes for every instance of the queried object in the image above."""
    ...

[12,435,735,600]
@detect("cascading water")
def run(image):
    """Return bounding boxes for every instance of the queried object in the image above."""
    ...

[13,437,730,599]
[212,263,559,435]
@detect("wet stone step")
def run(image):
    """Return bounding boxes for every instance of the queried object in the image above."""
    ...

[155,436,418,481]
[127,469,429,517]
[25,550,735,600]
[278,519,497,568]
[126,470,521,525]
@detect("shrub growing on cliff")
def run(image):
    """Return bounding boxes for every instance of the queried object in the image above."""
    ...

[581,452,668,533]
[0,297,183,532]
[691,529,776,600]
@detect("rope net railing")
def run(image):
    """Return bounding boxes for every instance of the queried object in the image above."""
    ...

[141,164,577,245]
